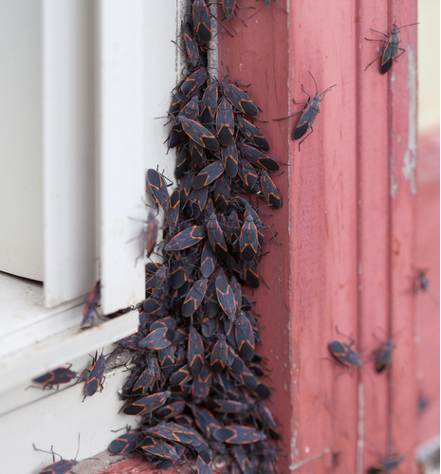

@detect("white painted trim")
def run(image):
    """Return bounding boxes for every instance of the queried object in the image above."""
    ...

[0,308,138,395]
[43,0,97,307]
[97,0,146,314]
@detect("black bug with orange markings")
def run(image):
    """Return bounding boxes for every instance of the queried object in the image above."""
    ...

[81,280,101,327]
[32,366,77,390]
[328,328,363,368]
[83,352,106,399]
[364,22,418,74]
[273,71,336,150]
[33,440,80,474]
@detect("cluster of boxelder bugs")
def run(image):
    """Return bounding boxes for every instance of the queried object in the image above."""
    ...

[107,1,282,472]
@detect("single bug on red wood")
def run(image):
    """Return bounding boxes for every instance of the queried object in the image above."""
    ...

[365,23,418,74]
[274,71,336,150]
[366,454,404,473]
[328,327,363,368]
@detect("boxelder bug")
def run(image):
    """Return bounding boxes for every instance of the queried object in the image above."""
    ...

[108,431,143,454]
[164,225,206,252]
[179,115,220,151]
[216,274,237,320]
[141,437,180,461]
[83,351,106,400]
[366,454,404,473]
[197,449,213,474]
[328,327,363,370]
[192,363,212,403]
[274,71,336,150]
[216,96,235,147]
[32,366,77,390]
[364,23,418,74]
[222,81,259,117]
[146,169,170,211]
[183,21,200,68]
[188,325,205,376]
[81,280,101,327]
[372,326,407,373]
[239,214,260,262]
[213,425,266,444]
[182,277,209,317]
[33,436,80,474]
[123,390,170,415]
[192,0,212,44]
[193,161,225,189]
[235,311,255,361]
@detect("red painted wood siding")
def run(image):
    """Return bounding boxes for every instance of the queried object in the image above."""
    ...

[416,130,440,446]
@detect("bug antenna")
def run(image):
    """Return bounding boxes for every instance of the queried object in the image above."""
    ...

[397,22,419,30]
[320,83,337,98]
[33,444,60,463]
[75,433,81,460]
[307,71,319,96]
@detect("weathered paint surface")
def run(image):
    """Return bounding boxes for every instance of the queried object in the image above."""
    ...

[415,130,440,446]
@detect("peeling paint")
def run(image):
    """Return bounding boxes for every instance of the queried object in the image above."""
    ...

[207,2,218,80]
[390,153,398,197]
[391,71,396,93]
[401,46,418,195]
[289,447,331,470]
[356,381,365,474]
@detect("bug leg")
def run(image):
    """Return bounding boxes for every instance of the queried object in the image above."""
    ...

[301,84,311,101]
[273,110,302,122]
[364,38,387,43]
[395,47,406,61]
[369,28,388,38]
[335,325,356,346]
[364,54,382,71]
[298,126,314,151]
